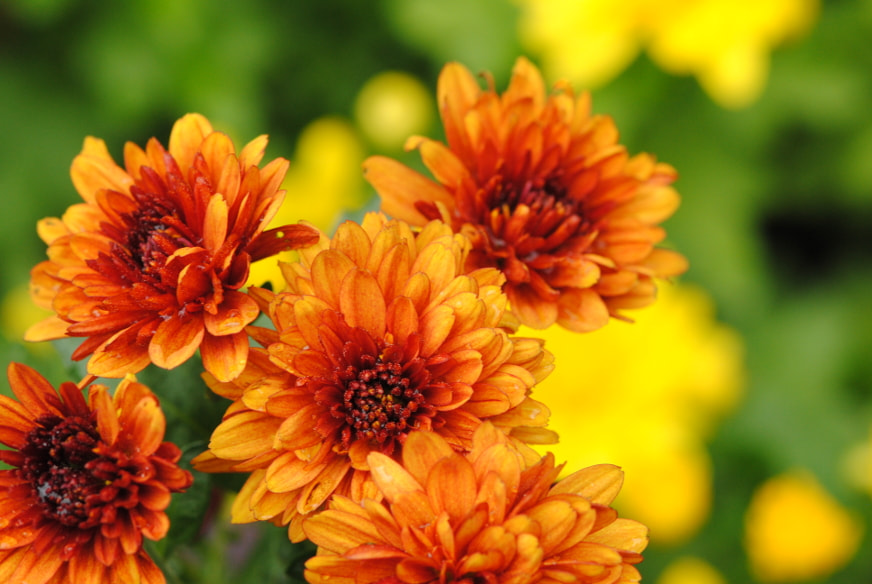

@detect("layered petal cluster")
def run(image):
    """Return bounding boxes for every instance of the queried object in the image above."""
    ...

[304,424,647,584]
[365,57,687,333]
[26,113,320,382]
[193,213,555,541]
[0,363,192,584]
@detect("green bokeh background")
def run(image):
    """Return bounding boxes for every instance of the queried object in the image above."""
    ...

[1,0,871,582]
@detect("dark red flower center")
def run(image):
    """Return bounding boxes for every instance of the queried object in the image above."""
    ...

[124,188,197,282]
[20,414,103,526]
[337,353,426,446]
[417,172,590,286]
[87,158,209,299]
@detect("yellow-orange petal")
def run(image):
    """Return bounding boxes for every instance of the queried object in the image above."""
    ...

[585,517,648,553]
[200,331,250,383]
[210,411,283,461]
[364,156,452,225]
[71,137,133,204]
[24,316,70,342]
[550,464,624,505]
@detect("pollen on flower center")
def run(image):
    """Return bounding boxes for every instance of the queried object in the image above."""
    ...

[20,415,102,527]
[335,354,425,446]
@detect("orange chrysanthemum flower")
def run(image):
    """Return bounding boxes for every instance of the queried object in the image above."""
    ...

[365,57,687,332]
[26,114,319,382]
[193,213,555,541]
[304,423,647,584]
[0,363,192,584]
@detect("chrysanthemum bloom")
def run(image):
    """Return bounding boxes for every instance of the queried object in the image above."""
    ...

[26,113,320,382]
[193,213,555,541]
[304,424,647,584]
[0,363,193,584]
[364,57,687,333]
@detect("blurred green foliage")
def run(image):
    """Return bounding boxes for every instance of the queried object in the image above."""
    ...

[1,0,871,582]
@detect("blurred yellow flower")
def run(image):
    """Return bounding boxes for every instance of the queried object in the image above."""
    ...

[247,117,368,289]
[516,0,819,108]
[527,283,744,544]
[354,71,433,151]
[2,283,54,353]
[657,556,726,584]
[841,425,872,498]
[516,0,644,90]
[744,470,863,582]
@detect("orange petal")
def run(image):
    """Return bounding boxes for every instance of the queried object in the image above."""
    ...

[203,290,260,336]
[390,433,446,484]
[426,455,477,523]
[201,331,250,383]
[332,220,372,268]
[304,506,389,553]
[339,269,386,338]
[5,363,63,418]
[367,452,423,502]
[149,313,205,370]
[364,156,450,225]
[386,297,419,349]
[437,62,481,155]
[203,194,229,254]
[168,113,213,175]
[414,139,469,191]
[265,451,324,493]
[506,284,559,330]
[556,288,610,333]
[297,456,353,514]
[116,391,164,455]
[418,304,455,356]
[311,249,357,309]
[8,543,65,584]
[642,248,688,278]
[70,137,133,204]
[87,328,153,378]
[91,385,120,445]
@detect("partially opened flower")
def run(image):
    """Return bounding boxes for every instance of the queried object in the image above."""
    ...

[193,213,555,540]
[365,57,686,332]
[0,363,192,584]
[26,114,320,382]
[304,423,647,584]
